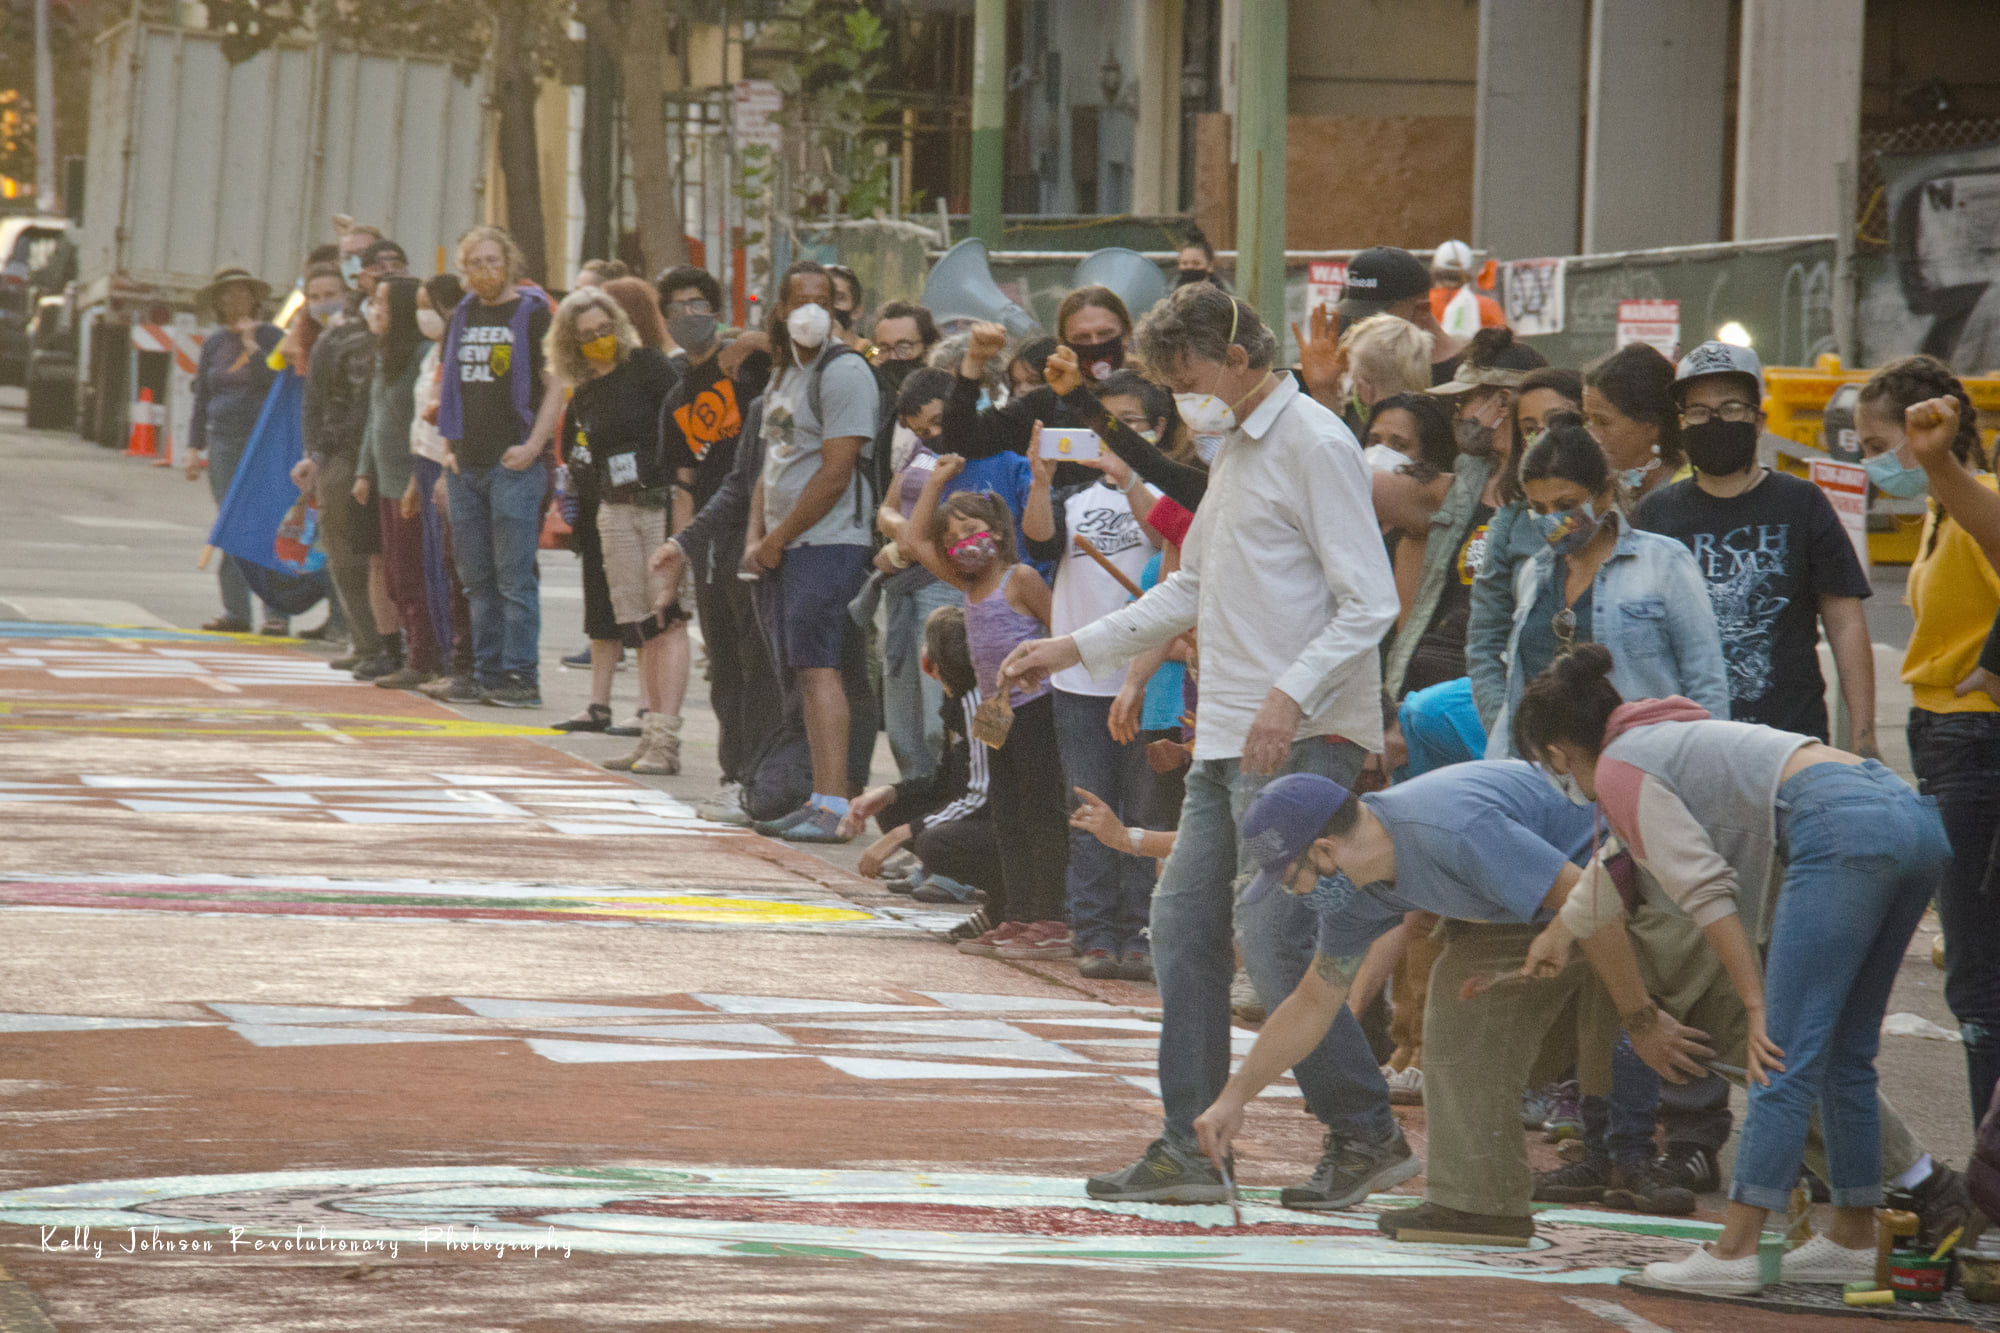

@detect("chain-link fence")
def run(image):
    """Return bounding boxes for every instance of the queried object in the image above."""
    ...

[1856,117,2000,251]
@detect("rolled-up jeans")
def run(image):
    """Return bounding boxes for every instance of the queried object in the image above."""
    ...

[1153,735,1396,1152]
[1730,759,1949,1211]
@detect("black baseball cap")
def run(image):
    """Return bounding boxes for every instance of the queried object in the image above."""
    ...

[1339,247,1431,319]
[360,239,408,269]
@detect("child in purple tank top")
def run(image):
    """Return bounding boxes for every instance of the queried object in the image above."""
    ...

[904,454,1071,957]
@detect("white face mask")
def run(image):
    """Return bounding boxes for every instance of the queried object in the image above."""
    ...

[786,302,831,352]
[416,309,445,341]
[1175,389,1236,437]
[1364,442,1406,473]
[1543,767,1593,808]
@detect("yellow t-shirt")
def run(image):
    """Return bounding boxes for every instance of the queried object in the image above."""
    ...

[1904,472,2000,714]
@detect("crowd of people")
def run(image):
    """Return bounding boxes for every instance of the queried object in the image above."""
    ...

[183,221,2000,1293]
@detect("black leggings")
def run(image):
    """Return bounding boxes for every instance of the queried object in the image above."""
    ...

[986,693,1069,923]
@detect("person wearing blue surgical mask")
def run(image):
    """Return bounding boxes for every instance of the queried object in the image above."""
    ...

[1485,413,1727,761]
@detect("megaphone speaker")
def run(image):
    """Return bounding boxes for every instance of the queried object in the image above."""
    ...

[922,239,1041,339]
[1071,248,1170,324]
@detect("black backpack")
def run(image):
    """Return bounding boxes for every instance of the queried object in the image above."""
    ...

[801,341,884,528]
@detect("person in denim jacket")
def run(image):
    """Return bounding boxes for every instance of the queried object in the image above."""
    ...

[1486,415,1727,759]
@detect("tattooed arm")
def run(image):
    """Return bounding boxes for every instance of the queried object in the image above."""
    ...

[1194,951,1363,1164]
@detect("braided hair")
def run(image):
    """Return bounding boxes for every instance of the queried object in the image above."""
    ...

[1858,354,1986,557]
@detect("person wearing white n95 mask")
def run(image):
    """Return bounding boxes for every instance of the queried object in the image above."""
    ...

[785,301,831,356]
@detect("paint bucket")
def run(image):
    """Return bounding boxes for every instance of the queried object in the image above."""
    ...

[1758,1230,1786,1287]
[1888,1251,1951,1301]
[1959,1246,2000,1303]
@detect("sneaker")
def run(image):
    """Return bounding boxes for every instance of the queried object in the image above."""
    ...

[481,674,542,709]
[329,650,363,671]
[1601,1160,1697,1216]
[1280,1128,1421,1210]
[1376,1200,1535,1246]
[1078,949,1122,980]
[438,675,483,703]
[1521,1082,1561,1132]
[956,922,1027,958]
[202,615,252,633]
[1636,1243,1764,1295]
[752,804,818,837]
[944,907,993,946]
[1084,1138,1228,1204]
[1891,1162,1972,1250]
[882,875,920,897]
[912,876,979,905]
[296,620,340,642]
[1654,1144,1721,1195]
[560,647,593,669]
[1383,1065,1424,1106]
[1541,1084,1583,1142]
[996,921,1074,959]
[1117,949,1154,983]
[372,666,434,691]
[1779,1233,1877,1285]
[779,806,851,843]
[350,652,400,681]
[1532,1157,1612,1204]
[1229,971,1266,1025]
[695,783,752,826]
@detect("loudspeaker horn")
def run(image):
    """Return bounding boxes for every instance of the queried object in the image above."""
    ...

[921,238,1040,338]
[1071,247,1170,323]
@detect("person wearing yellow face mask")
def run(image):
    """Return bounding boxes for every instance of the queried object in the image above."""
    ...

[547,286,687,773]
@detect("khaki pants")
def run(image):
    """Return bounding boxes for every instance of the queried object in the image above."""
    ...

[1387,914,1442,1070]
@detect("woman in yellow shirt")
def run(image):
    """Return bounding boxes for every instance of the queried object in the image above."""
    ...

[1856,355,2000,1128]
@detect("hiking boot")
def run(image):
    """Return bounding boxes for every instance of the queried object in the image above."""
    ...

[481,673,541,709]
[1890,1161,1972,1251]
[1376,1200,1535,1246]
[1532,1156,1612,1204]
[372,665,434,691]
[1117,949,1154,983]
[696,782,752,826]
[630,714,683,776]
[1383,1065,1424,1106]
[1078,949,1122,980]
[1084,1138,1229,1204]
[1601,1160,1697,1215]
[1281,1128,1421,1210]
[780,805,850,843]
[1654,1143,1720,1195]
[437,675,483,703]
[996,920,1073,960]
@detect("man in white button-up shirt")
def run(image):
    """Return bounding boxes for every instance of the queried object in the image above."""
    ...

[1003,284,1419,1208]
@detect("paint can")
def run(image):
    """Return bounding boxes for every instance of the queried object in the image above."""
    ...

[1888,1251,1951,1301]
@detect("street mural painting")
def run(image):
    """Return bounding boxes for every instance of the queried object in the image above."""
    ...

[0,643,362,688]
[0,876,954,931]
[0,992,1267,1087]
[0,1164,1708,1281]
[0,702,556,741]
[0,773,731,832]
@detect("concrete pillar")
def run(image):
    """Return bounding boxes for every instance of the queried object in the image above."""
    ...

[1130,0,1184,217]
[1733,0,1863,240]
[1473,0,1586,259]
[1581,0,1730,254]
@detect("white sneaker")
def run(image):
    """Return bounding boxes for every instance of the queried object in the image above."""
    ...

[1382,1064,1424,1104]
[1638,1243,1765,1295]
[696,781,751,826]
[1780,1233,1876,1285]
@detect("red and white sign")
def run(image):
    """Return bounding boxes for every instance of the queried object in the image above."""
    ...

[732,80,784,151]
[1810,458,1871,572]
[1615,299,1680,357]
[1307,262,1347,316]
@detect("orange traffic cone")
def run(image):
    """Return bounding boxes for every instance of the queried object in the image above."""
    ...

[126,388,160,458]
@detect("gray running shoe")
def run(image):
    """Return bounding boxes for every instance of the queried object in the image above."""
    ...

[1085,1138,1229,1204]
[439,675,484,703]
[1280,1128,1421,1210]
[481,673,542,709]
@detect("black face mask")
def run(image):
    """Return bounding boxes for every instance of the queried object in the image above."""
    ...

[1067,336,1124,382]
[833,306,855,331]
[1681,419,1759,476]
[875,358,919,395]
[1176,268,1212,288]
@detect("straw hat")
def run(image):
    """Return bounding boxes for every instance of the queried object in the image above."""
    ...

[196,265,273,314]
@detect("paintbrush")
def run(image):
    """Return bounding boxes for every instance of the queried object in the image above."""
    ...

[1219,1162,1243,1228]
[1457,970,1539,1001]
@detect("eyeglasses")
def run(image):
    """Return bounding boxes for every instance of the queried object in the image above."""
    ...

[880,339,925,359]
[1551,607,1577,656]
[666,298,714,316]
[463,257,506,274]
[1680,400,1758,426]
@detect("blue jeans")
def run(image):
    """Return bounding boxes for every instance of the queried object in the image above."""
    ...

[1055,690,1154,956]
[1908,708,2000,1125]
[446,462,544,686]
[1730,759,1948,1211]
[882,571,960,780]
[1153,736,1396,1152]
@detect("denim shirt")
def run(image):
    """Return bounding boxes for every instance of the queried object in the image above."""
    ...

[1485,513,1730,759]
[1466,500,1546,729]
[1383,453,1493,698]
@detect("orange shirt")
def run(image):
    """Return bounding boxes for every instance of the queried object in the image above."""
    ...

[1430,286,1507,328]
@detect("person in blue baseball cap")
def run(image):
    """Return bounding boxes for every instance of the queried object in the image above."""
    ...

[1194,759,1717,1245]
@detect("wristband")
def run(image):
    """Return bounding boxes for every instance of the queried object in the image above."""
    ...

[1620,1005,1661,1035]
[1118,473,1142,494]
[1127,827,1146,854]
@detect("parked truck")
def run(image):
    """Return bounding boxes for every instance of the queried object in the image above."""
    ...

[62,20,489,448]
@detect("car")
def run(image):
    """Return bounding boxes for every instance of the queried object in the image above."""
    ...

[25,292,77,430]
[0,216,78,385]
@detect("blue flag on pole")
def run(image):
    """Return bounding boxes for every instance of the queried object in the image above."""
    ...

[207,370,330,616]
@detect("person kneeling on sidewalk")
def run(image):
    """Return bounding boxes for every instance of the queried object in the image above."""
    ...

[1193,762,1641,1245]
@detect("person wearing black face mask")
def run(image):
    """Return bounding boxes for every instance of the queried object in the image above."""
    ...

[1634,341,1877,752]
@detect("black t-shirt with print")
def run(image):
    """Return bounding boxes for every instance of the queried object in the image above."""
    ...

[660,347,769,511]
[1403,501,1496,695]
[568,346,678,500]
[456,296,551,468]
[1636,470,1872,739]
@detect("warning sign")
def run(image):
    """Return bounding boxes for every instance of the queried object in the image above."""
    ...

[1615,299,1681,358]
[1809,458,1871,572]
[1307,262,1347,317]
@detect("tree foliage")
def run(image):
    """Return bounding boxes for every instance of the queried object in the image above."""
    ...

[767,0,892,221]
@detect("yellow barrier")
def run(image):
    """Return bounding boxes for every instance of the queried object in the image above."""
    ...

[1762,355,2000,565]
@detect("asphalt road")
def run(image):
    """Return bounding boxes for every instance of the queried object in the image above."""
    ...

[0,390,1982,1331]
